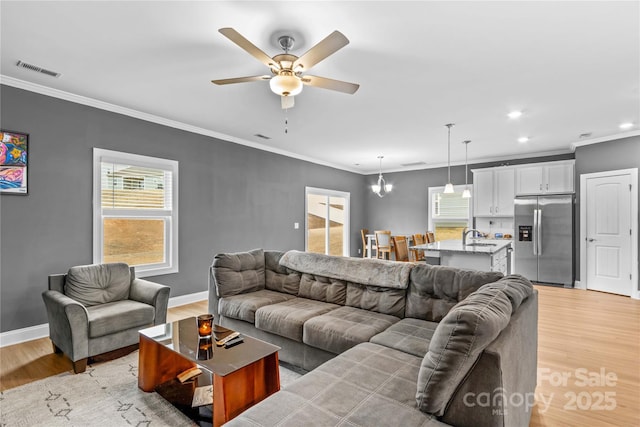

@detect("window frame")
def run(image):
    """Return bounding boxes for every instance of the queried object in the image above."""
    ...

[428,184,473,238]
[93,148,178,277]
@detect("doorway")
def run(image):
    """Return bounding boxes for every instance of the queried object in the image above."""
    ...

[580,169,638,298]
[305,187,350,256]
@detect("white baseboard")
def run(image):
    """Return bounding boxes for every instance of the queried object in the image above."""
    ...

[574,280,586,290]
[0,291,209,348]
[168,291,208,308]
[0,323,50,348]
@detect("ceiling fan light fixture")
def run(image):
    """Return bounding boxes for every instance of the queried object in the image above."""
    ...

[269,73,303,97]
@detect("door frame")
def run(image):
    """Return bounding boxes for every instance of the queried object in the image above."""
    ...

[304,186,350,256]
[579,168,638,299]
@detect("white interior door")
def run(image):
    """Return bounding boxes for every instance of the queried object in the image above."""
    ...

[585,173,632,296]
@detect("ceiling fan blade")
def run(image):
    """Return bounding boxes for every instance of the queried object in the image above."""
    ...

[301,75,360,94]
[293,31,349,71]
[218,28,277,69]
[211,75,271,85]
[281,95,295,109]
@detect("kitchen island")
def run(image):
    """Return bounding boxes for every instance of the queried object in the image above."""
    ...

[410,239,512,274]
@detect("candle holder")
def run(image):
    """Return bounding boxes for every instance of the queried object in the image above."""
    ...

[197,314,214,338]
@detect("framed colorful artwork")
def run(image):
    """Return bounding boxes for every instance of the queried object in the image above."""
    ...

[0,129,28,194]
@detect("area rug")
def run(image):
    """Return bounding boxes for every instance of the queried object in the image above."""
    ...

[0,351,303,426]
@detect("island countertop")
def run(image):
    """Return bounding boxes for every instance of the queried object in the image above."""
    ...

[409,239,512,255]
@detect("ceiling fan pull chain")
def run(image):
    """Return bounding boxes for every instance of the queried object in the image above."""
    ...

[284,108,289,134]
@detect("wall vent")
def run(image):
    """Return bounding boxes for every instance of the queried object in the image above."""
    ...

[16,60,61,78]
[401,161,427,167]
[254,133,271,140]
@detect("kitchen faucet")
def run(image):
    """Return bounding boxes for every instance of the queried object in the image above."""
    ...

[462,228,481,246]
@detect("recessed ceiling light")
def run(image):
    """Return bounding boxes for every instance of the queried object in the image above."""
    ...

[518,137,529,143]
[619,122,634,130]
[508,111,523,119]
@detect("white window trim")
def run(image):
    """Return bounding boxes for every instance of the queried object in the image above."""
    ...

[93,148,178,277]
[428,184,473,234]
[305,186,350,256]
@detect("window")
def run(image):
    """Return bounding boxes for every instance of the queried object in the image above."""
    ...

[93,148,178,277]
[305,187,350,256]
[428,185,472,241]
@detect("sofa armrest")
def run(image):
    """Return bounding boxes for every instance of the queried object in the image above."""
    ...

[129,278,170,325]
[208,266,220,317]
[440,290,538,427]
[42,290,90,361]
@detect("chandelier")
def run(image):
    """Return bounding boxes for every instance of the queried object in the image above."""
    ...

[371,156,393,198]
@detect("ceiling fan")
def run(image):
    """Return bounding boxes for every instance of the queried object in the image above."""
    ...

[211,28,360,109]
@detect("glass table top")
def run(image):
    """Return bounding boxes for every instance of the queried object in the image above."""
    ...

[140,317,280,376]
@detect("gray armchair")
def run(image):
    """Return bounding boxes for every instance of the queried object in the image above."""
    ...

[42,262,170,373]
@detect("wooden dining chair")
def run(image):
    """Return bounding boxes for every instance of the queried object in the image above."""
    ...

[360,228,376,258]
[411,233,426,261]
[426,231,435,243]
[374,230,392,260]
[392,235,410,262]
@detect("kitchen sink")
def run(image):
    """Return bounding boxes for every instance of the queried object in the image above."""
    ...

[465,242,497,247]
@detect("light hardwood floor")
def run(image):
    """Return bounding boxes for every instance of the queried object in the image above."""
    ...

[1,289,638,426]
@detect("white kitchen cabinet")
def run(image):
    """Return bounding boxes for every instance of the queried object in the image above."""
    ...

[515,161,574,195]
[472,167,515,217]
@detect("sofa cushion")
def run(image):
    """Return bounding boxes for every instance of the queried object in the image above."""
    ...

[303,306,400,354]
[265,250,301,295]
[406,264,503,322]
[86,300,154,338]
[212,249,266,298]
[280,250,413,289]
[416,275,533,416]
[226,342,451,427]
[298,274,347,304]
[370,318,438,357]
[346,282,406,317]
[255,298,339,342]
[65,263,131,307]
[219,290,296,323]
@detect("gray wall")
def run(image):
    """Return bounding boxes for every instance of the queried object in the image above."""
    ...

[0,85,366,332]
[364,153,575,235]
[574,135,640,286]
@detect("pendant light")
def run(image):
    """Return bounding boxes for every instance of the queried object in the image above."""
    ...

[462,140,471,198]
[371,156,393,197]
[443,123,455,193]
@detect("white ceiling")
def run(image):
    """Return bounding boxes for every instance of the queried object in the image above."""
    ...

[1,1,639,174]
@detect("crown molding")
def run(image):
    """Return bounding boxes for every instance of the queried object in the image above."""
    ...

[3,75,636,177]
[377,148,575,175]
[0,75,360,174]
[570,130,640,149]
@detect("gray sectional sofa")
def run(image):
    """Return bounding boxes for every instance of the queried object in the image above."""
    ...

[208,249,538,427]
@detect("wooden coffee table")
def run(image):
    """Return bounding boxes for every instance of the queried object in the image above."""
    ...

[138,317,280,427]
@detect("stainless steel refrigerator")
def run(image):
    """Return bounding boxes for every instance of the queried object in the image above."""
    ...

[514,195,574,286]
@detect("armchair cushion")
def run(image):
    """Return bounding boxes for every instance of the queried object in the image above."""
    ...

[87,300,155,338]
[64,263,131,307]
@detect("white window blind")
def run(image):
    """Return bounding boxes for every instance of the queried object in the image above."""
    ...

[101,163,172,210]
[432,192,469,220]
